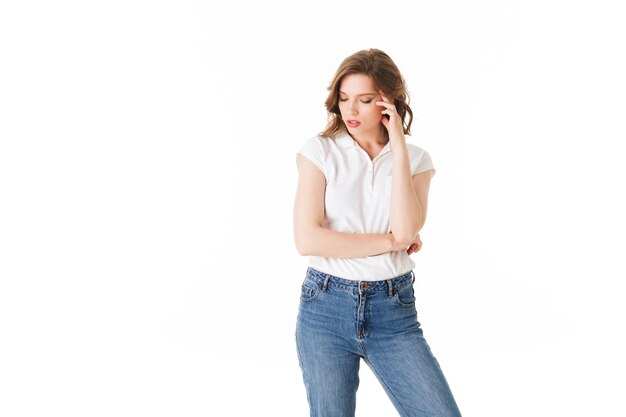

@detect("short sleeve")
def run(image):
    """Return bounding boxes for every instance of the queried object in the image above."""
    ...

[296,136,325,175]
[410,147,436,177]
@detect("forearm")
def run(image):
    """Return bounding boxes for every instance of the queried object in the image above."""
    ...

[299,226,395,258]
[389,144,423,243]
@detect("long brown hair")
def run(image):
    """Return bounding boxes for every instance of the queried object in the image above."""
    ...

[319,48,414,139]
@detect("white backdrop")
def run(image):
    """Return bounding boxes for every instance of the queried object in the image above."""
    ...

[1,1,625,416]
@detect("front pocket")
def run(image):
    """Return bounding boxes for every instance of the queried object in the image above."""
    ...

[300,278,321,302]
[393,284,416,308]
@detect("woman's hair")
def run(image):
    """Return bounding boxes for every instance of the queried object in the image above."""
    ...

[319,48,414,139]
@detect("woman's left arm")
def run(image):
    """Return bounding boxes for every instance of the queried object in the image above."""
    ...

[389,147,434,244]
[378,92,433,245]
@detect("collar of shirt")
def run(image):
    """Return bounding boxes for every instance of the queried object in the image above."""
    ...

[335,131,393,159]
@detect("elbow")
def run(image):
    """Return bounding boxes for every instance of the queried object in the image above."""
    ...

[294,230,314,256]
[392,226,422,246]
[295,224,324,256]
[295,240,311,256]
[392,234,414,246]
[294,235,309,256]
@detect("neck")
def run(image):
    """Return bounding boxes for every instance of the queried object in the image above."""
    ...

[348,125,388,148]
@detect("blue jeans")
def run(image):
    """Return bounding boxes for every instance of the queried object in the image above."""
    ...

[295,267,463,417]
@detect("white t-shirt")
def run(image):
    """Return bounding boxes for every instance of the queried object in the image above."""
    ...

[296,130,436,281]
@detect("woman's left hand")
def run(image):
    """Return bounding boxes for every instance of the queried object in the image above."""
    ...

[377,90,405,143]
[406,233,423,255]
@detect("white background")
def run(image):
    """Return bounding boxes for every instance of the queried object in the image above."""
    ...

[1,0,625,416]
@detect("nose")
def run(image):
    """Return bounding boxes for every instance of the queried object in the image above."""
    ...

[348,100,358,115]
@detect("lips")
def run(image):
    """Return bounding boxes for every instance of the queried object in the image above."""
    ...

[346,120,361,128]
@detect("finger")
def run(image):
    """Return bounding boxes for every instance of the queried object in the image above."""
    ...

[377,102,398,116]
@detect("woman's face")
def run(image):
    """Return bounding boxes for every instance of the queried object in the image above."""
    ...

[337,73,386,137]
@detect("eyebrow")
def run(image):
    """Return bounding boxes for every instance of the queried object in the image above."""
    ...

[338,91,376,97]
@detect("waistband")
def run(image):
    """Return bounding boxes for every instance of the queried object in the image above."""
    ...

[305,267,415,296]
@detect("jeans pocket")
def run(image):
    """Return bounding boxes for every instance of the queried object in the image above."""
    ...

[393,283,416,308]
[300,277,321,302]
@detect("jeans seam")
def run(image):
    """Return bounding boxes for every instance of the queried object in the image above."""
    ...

[295,331,314,417]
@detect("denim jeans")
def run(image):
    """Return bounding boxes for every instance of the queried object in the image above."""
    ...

[295,267,462,417]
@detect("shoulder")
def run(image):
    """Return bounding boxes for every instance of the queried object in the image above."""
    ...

[404,138,436,176]
[405,140,432,158]
[296,135,336,175]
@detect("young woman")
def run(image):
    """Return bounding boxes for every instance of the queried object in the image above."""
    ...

[293,49,463,417]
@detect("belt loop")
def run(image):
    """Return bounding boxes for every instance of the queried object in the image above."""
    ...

[322,275,331,292]
[386,279,394,297]
[411,270,415,283]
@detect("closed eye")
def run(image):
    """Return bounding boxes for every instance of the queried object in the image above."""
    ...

[339,98,373,103]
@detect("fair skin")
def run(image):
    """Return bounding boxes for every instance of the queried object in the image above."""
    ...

[293,73,433,257]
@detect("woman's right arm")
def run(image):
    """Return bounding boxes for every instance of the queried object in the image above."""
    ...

[293,154,399,258]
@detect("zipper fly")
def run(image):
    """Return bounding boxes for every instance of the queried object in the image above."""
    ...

[356,281,371,340]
